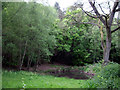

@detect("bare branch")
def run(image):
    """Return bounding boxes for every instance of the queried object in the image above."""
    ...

[67,14,101,28]
[108,0,119,26]
[108,2,111,14]
[98,4,106,15]
[111,26,120,33]
[88,0,106,25]
[81,7,101,18]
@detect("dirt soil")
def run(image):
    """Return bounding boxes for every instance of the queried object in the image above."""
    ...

[35,63,70,71]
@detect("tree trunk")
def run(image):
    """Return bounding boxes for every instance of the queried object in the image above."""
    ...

[34,60,39,71]
[103,27,111,65]
[19,41,27,70]
[18,43,22,70]
[27,56,31,71]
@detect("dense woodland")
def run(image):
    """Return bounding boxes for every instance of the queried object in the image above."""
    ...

[2,0,120,89]
[2,1,120,68]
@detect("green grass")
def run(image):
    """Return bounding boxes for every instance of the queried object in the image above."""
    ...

[2,70,92,88]
[2,62,120,88]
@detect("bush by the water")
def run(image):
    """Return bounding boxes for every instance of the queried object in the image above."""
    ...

[100,62,120,78]
[90,62,120,88]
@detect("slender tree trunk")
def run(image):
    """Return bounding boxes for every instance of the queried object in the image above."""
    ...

[18,43,22,70]
[35,50,41,71]
[117,4,120,55]
[19,41,27,70]
[35,60,39,71]
[27,56,31,71]
[103,27,111,64]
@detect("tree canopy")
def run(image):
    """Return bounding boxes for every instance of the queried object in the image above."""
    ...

[2,1,120,69]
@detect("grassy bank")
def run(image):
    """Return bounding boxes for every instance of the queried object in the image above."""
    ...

[2,62,120,88]
[2,70,91,88]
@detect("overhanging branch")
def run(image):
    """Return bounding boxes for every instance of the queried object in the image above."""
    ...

[111,26,120,33]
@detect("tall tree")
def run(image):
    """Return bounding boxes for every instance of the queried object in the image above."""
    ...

[73,0,120,64]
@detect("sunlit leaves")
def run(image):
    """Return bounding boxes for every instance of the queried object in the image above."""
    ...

[54,7,103,65]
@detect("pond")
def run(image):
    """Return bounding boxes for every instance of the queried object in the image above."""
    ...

[46,67,94,80]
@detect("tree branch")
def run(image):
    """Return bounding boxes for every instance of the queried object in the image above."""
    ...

[98,4,106,15]
[68,14,101,28]
[108,0,119,26]
[88,0,106,25]
[116,8,120,12]
[81,7,100,18]
[108,2,111,14]
[73,22,100,27]
[111,26,120,33]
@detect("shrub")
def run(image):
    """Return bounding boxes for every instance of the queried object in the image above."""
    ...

[100,62,120,78]
[92,62,120,88]
[85,62,102,74]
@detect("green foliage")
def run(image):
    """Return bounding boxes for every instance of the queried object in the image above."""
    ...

[2,1,119,70]
[110,31,120,63]
[90,62,120,88]
[82,62,120,88]
[99,62,120,78]
[2,2,57,67]
[54,8,102,65]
